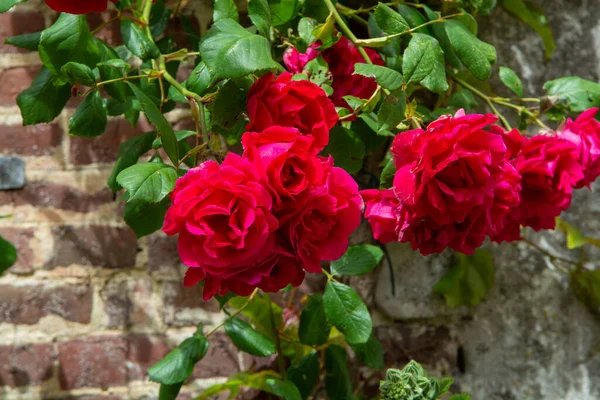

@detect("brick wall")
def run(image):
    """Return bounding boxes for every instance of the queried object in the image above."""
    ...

[0,2,254,399]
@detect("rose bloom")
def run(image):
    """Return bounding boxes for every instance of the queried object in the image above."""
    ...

[163,153,304,300]
[362,111,521,255]
[246,72,338,154]
[321,36,384,109]
[558,108,600,188]
[242,126,325,208]
[283,45,320,74]
[279,158,363,273]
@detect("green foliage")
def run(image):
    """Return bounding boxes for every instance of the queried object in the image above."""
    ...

[325,345,353,400]
[287,351,320,399]
[403,33,448,92]
[445,19,497,80]
[266,378,303,400]
[499,66,524,97]
[117,162,178,203]
[268,0,300,26]
[501,0,556,59]
[354,64,403,91]
[351,332,385,370]
[0,0,21,12]
[299,294,330,346]
[108,131,156,192]
[61,62,96,86]
[379,361,454,400]
[124,197,170,238]
[377,90,407,133]
[543,77,600,113]
[0,235,17,275]
[4,32,41,51]
[434,249,495,307]
[249,0,272,37]
[121,19,161,60]
[69,92,108,137]
[17,68,71,126]
[571,269,600,313]
[374,2,410,35]
[331,245,384,276]
[323,281,372,345]
[323,126,365,174]
[214,0,239,23]
[224,317,277,357]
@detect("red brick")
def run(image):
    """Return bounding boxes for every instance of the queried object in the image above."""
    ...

[147,233,181,273]
[69,120,150,165]
[0,283,93,324]
[192,332,242,379]
[0,227,34,274]
[0,66,42,106]
[101,279,154,329]
[0,181,113,213]
[126,335,171,381]
[0,12,46,54]
[58,336,129,390]
[162,281,220,326]
[88,12,122,47]
[0,124,62,156]
[0,343,54,387]
[45,226,138,269]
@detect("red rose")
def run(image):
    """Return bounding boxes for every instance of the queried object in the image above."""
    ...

[242,126,325,207]
[279,159,363,273]
[163,153,292,300]
[361,189,401,244]
[246,72,338,155]
[558,108,600,188]
[321,36,384,109]
[508,135,584,232]
[283,45,320,74]
[46,0,115,13]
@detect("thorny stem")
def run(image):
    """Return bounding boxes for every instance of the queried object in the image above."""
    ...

[206,289,259,337]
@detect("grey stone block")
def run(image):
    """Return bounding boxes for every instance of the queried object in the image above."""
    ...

[0,156,25,190]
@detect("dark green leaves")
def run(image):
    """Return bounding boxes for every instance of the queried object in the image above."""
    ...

[214,0,239,23]
[499,66,524,97]
[61,62,96,86]
[268,0,300,26]
[354,64,403,91]
[17,68,71,126]
[571,269,600,312]
[116,163,178,203]
[0,235,17,275]
[108,131,156,192]
[374,2,409,34]
[200,19,278,81]
[148,329,208,385]
[299,294,330,346]
[377,90,406,134]
[266,378,302,400]
[224,317,277,357]
[351,332,385,370]
[121,20,161,61]
[128,83,179,165]
[323,281,372,345]
[331,245,384,276]
[69,91,107,137]
[323,126,365,174]
[543,77,600,113]
[434,249,495,307]
[325,345,353,400]
[287,352,320,400]
[4,32,41,51]
[501,0,555,59]
[445,19,496,80]
[249,0,271,37]
[124,197,170,238]
[39,14,100,75]
[403,33,448,92]
[150,0,172,38]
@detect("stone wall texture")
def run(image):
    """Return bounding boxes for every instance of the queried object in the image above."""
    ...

[0,0,598,399]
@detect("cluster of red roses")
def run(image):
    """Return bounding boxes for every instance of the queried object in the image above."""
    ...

[163,72,364,300]
[362,108,600,255]
[44,0,119,14]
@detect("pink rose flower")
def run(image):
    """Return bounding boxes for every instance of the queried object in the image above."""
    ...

[279,159,363,273]
[558,108,600,188]
[283,45,320,74]
[321,36,384,110]
[242,126,325,207]
[361,189,401,244]
[246,72,338,154]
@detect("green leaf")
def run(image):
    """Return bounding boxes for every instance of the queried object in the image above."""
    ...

[61,62,96,87]
[17,67,71,126]
[445,19,497,80]
[322,126,365,174]
[68,91,107,137]
[150,0,172,38]
[351,332,384,370]
[268,0,299,26]
[324,345,353,400]
[571,269,600,312]
[351,114,388,152]
[152,130,196,149]
[323,281,372,345]
[434,249,495,307]
[448,88,478,110]
[228,295,282,341]
[200,19,278,81]
[402,33,448,92]
[98,58,133,102]
[331,244,384,277]
[0,235,17,275]
[374,2,409,34]
[422,5,460,68]
[266,379,302,400]
[39,14,100,76]
[108,131,156,192]
[298,17,318,45]
[377,90,406,133]
[128,83,179,165]
[501,0,555,59]
[224,317,277,357]
[4,32,41,51]
[299,294,330,346]
[397,5,430,35]
[379,156,396,189]
[499,66,524,97]
[543,77,600,113]
[0,0,21,12]
[121,19,161,61]
[249,0,271,37]
[301,0,333,22]
[210,79,247,127]
[184,61,212,97]
[556,218,587,250]
[158,383,183,400]
[312,13,340,50]
[354,64,403,91]
[448,395,472,400]
[148,330,209,385]
[214,0,239,22]
[287,352,320,400]
[124,197,169,238]
[116,162,178,203]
